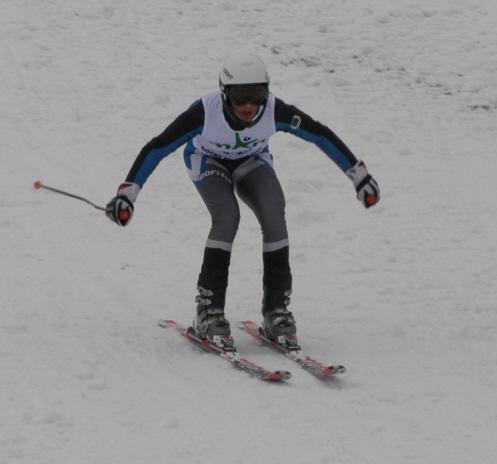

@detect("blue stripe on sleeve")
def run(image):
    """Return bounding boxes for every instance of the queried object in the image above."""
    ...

[276,122,354,171]
[133,129,201,187]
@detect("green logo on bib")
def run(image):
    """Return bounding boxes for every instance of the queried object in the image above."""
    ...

[210,133,266,150]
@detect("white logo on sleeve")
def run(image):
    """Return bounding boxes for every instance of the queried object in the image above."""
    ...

[290,115,301,130]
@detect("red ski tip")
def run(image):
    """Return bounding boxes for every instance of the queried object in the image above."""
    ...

[33,180,43,190]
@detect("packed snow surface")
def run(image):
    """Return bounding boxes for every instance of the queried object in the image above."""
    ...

[2,1,497,463]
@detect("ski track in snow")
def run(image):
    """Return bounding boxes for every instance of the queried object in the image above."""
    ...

[2,1,497,463]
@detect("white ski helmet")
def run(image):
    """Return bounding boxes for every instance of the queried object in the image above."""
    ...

[219,54,270,88]
[219,54,270,127]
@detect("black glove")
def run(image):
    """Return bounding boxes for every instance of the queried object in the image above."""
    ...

[346,161,380,208]
[106,182,140,226]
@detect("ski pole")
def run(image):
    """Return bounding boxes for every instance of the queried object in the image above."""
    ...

[33,180,106,211]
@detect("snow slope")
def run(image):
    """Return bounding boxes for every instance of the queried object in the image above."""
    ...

[2,1,497,463]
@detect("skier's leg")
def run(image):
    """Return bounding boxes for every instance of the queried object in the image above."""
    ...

[186,155,240,339]
[234,155,296,339]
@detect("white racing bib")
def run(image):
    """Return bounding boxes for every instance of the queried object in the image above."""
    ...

[192,91,276,160]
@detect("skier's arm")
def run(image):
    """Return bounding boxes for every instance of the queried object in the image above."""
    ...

[126,99,204,188]
[274,98,379,208]
[274,97,358,171]
[106,100,204,226]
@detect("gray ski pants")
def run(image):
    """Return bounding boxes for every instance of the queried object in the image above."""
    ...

[192,153,289,253]
[189,152,292,295]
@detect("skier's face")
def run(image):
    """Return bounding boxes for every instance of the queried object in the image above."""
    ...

[231,102,259,122]
[228,84,267,122]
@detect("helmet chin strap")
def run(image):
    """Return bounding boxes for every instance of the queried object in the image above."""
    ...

[251,105,265,121]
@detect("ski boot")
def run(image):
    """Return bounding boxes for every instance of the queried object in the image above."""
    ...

[193,286,235,351]
[261,288,300,350]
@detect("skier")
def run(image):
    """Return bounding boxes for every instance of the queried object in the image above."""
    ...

[106,54,380,349]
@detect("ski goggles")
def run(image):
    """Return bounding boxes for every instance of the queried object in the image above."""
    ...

[229,85,268,106]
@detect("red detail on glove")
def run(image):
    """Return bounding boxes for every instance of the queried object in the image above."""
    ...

[119,210,130,221]
[366,194,377,206]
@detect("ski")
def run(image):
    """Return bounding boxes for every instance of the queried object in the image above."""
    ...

[158,320,291,382]
[239,320,346,379]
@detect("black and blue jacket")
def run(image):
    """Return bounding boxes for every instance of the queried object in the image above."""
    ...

[125,95,358,187]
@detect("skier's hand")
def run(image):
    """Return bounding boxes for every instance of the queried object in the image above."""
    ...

[106,182,140,226]
[346,161,380,209]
